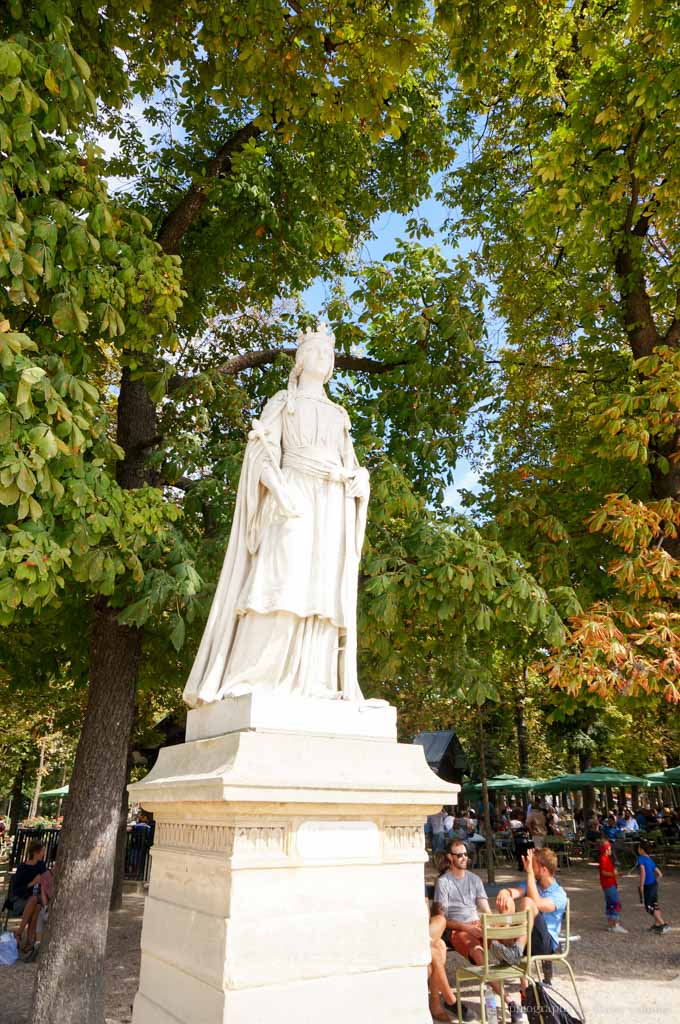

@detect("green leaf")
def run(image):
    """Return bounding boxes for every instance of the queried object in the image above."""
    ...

[169,616,185,652]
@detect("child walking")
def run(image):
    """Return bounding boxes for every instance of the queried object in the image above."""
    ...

[598,840,627,933]
[637,840,670,934]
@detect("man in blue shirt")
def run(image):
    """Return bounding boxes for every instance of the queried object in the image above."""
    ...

[601,813,621,843]
[492,849,567,980]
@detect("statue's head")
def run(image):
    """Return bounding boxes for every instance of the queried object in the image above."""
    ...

[287,324,335,410]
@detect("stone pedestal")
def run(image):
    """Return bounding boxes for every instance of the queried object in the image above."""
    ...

[129,698,458,1024]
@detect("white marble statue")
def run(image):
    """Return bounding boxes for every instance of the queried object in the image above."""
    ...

[183,324,370,707]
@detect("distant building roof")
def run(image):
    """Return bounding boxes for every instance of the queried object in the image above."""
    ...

[414,730,455,767]
[413,729,469,784]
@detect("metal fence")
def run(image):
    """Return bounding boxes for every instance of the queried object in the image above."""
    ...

[124,824,154,882]
[10,827,60,869]
[11,824,154,882]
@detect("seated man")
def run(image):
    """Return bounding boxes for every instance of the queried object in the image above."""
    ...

[12,840,47,953]
[492,847,567,981]
[601,814,620,843]
[433,839,491,965]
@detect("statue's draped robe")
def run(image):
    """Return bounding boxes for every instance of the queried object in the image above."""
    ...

[183,391,368,707]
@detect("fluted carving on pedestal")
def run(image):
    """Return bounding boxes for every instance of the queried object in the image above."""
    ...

[384,825,424,852]
[155,821,287,856]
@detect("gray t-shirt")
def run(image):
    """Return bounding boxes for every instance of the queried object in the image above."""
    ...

[434,870,488,923]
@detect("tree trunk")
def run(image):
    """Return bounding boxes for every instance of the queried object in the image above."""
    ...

[28,735,49,820]
[578,751,595,816]
[8,760,27,862]
[110,776,130,912]
[631,784,640,810]
[30,602,141,1024]
[515,666,529,778]
[478,708,495,885]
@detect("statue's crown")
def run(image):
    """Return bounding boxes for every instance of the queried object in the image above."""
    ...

[296,322,334,348]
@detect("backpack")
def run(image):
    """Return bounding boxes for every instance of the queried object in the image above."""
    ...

[524,981,584,1024]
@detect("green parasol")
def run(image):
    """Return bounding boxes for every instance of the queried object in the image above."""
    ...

[461,774,538,796]
[533,766,649,793]
[38,784,69,798]
[663,765,680,783]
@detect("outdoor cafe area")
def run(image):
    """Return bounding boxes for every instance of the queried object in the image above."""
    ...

[431,764,680,872]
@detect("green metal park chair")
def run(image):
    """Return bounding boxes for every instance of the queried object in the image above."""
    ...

[529,900,585,1022]
[455,909,539,1024]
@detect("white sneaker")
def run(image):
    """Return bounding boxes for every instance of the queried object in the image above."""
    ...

[611,923,628,934]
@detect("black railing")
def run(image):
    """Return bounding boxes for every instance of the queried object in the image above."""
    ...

[124,824,154,882]
[11,824,154,882]
[10,827,60,869]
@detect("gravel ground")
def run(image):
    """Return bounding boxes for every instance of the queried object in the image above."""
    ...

[0,866,678,1023]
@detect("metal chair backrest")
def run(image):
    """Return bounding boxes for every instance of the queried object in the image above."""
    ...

[480,909,532,973]
[559,898,571,957]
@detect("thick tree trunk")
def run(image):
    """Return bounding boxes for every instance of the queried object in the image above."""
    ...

[30,602,141,1024]
[110,778,130,912]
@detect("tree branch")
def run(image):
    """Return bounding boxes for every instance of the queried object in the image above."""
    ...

[155,122,263,255]
[168,347,408,392]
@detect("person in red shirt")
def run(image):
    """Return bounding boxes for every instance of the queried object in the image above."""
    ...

[599,840,627,933]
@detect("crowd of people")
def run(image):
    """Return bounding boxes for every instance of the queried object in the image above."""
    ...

[583,805,680,844]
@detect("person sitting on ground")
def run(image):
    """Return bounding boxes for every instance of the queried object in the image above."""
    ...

[491,847,568,984]
[12,841,46,952]
[637,840,670,934]
[426,899,474,1022]
[598,839,627,934]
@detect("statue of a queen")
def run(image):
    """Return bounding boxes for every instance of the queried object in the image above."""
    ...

[183,324,370,707]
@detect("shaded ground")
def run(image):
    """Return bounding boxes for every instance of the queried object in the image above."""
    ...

[0,866,678,1023]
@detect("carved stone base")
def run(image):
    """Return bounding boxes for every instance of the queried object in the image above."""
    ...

[128,729,457,1024]
[185,691,397,742]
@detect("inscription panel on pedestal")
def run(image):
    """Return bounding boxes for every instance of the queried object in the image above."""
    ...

[296,820,380,861]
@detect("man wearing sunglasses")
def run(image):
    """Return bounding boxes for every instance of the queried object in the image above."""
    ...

[433,839,491,965]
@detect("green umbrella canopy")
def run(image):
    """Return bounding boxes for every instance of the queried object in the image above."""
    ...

[534,767,649,793]
[644,772,671,785]
[461,774,538,796]
[663,766,680,783]
[582,766,650,787]
[38,784,69,798]
[532,774,583,795]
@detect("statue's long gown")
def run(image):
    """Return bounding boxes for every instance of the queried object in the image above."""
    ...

[182,390,368,707]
